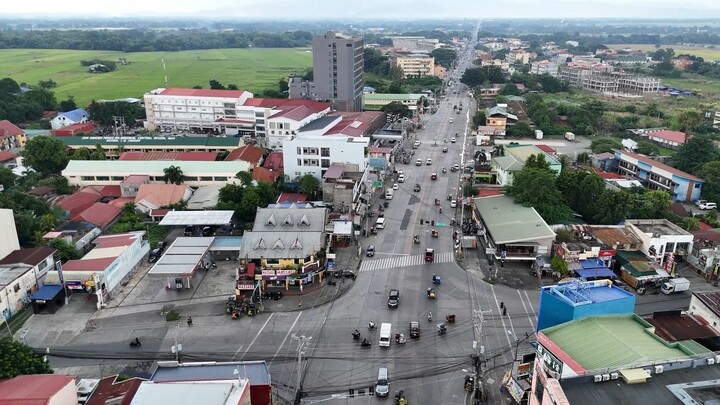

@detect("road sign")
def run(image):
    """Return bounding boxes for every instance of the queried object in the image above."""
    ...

[485,248,495,255]
[327,260,334,270]
[436,222,446,227]
[373,181,382,188]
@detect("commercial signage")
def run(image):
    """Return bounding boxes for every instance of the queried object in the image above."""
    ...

[237,283,255,290]
[262,270,276,276]
[55,260,65,286]
[35,300,46,304]
[537,344,563,377]
[276,269,294,276]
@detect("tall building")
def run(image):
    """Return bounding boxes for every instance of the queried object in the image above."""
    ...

[313,32,364,112]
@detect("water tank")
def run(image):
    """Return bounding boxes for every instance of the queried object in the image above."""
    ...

[535,130,544,140]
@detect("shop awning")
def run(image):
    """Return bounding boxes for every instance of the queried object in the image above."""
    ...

[576,267,615,280]
[31,284,63,300]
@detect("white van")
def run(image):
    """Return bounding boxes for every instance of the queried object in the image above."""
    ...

[375,217,386,229]
[385,188,394,200]
[379,323,392,347]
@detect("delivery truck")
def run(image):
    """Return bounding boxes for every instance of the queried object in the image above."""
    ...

[564,132,575,141]
[660,278,690,295]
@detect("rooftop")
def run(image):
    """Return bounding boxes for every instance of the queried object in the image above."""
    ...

[130,380,248,405]
[74,202,123,228]
[627,219,693,237]
[505,144,560,165]
[693,291,720,319]
[224,145,264,164]
[263,152,284,171]
[297,115,339,133]
[0,246,56,267]
[152,87,247,98]
[150,360,271,386]
[0,374,75,404]
[0,119,24,137]
[363,93,425,101]
[644,311,720,342]
[158,210,234,226]
[62,160,251,175]
[541,279,634,306]
[252,166,280,184]
[648,130,686,144]
[473,194,555,244]
[85,375,144,405]
[58,136,241,148]
[325,111,385,137]
[539,314,708,373]
[252,206,326,232]
[614,149,702,181]
[186,185,223,210]
[148,237,214,277]
[118,151,219,161]
[0,265,33,287]
[277,193,308,203]
[0,150,17,162]
[493,155,524,171]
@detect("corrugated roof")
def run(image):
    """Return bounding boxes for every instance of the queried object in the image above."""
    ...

[63,257,117,271]
[240,231,324,259]
[0,246,56,266]
[0,374,74,404]
[63,160,251,175]
[363,93,425,101]
[323,165,345,179]
[57,189,103,219]
[150,361,271,385]
[252,206,326,232]
[225,145,264,164]
[0,151,17,162]
[57,108,88,123]
[492,155,524,171]
[74,202,122,228]
[473,194,555,244]
[540,314,705,371]
[277,193,308,203]
[252,167,280,184]
[645,313,720,341]
[649,130,686,144]
[263,152,284,171]
[693,291,720,319]
[85,375,144,405]
[186,185,223,210]
[0,119,24,137]
[119,151,219,161]
[135,184,191,208]
[158,211,234,226]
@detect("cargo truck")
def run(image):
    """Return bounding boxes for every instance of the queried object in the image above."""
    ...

[564,132,575,141]
[660,278,690,295]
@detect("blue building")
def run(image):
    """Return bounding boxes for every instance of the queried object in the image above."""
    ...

[536,279,635,331]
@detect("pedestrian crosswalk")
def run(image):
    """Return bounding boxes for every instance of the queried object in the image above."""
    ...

[359,252,455,272]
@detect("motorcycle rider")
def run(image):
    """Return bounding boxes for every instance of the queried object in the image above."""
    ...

[132,337,141,345]
[368,321,376,330]
[428,312,432,322]
[352,330,360,339]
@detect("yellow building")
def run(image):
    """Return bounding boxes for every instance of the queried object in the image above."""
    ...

[395,55,436,78]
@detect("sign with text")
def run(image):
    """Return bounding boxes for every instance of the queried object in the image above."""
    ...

[261,270,276,276]
[276,269,294,276]
[237,283,255,290]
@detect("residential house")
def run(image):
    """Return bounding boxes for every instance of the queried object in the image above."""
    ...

[186,184,224,210]
[73,202,123,229]
[51,121,96,136]
[0,150,17,168]
[0,265,40,319]
[0,119,25,150]
[612,149,703,202]
[321,164,360,208]
[50,108,90,130]
[485,106,518,135]
[225,145,265,167]
[128,379,251,405]
[251,166,280,185]
[0,246,57,286]
[0,375,78,405]
[56,188,103,219]
[491,144,561,186]
[263,151,284,174]
[134,183,193,213]
[626,219,694,266]
[27,186,58,202]
[240,205,327,271]
[491,155,524,186]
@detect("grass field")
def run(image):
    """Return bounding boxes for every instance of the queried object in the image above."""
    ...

[0,48,312,106]
[608,44,720,60]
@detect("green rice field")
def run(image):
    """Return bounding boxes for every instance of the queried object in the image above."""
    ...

[608,44,720,61]
[0,48,312,106]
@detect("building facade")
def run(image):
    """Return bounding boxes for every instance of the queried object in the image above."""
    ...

[283,132,370,180]
[614,150,703,202]
[394,55,435,77]
[313,32,364,112]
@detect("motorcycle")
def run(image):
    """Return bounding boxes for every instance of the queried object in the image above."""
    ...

[442,168,447,173]
[360,339,372,348]
[368,322,376,330]
[352,331,361,340]
[437,323,447,335]
[428,312,433,322]
[413,235,420,244]
[129,338,142,347]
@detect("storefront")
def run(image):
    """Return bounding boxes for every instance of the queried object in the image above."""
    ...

[30,284,65,314]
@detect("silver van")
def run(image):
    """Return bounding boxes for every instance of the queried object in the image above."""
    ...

[376,368,389,396]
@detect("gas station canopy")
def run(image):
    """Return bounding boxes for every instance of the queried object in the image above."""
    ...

[159,210,234,226]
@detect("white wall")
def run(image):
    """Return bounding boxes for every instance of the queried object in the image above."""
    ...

[0,209,19,260]
[102,237,149,294]
[0,268,37,318]
[283,136,369,180]
[689,294,720,330]
[47,380,79,405]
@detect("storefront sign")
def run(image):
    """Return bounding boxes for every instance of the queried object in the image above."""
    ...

[276,270,294,276]
[56,260,64,286]
[35,300,46,304]
[505,378,525,403]
[537,344,563,376]
[237,283,255,290]
[599,249,616,258]
[262,270,276,276]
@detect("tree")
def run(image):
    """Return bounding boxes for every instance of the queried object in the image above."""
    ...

[235,171,253,187]
[460,67,486,87]
[557,170,606,221]
[47,238,78,262]
[590,138,622,154]
[509,167,572,224]
[576,152,590,164]
[636,140,660,156]
[21,136,69,176]
[37,79,57,89]
[628,189,672,219]
[209,80,226,90]
[524,154,551,171]
[162,165,185,185]
[550,256,569,277]
[699,161,720,204]
[227,84,239,90]
[0,167,15,190]
[499,83,521,96]
[506,122,533,137]
[429,48,458,68]
[674,136,718,175]
[593,189,631,224]
[0,338,53,379]
[59,96,77,112]
[22,88,57,111]
[472,110,486,129]
[297,174,320,198]
[0,78,20,101]
[673,110,704,135]
[381,101,412,123]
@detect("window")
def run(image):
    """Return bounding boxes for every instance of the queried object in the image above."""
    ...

[200,176,213,181]
[13,283,20,292]
[186,177,198,181]
[112,176,124,181]
[321,148,330,157]
[297,147,302,155]
[81,176,94,181]
[214,176,228,181]
[297,159,302,166]
[295,171,301,176]
[695,183,701,188]
[96,176,110,181]
[321,159,330,168]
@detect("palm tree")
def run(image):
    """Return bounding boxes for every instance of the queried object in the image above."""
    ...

[492,145,504,157]
[163,165,185,185]
[557,154,572,172]
[236,171,253,187]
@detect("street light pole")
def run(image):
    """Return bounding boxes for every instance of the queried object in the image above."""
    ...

[292,334,312,405]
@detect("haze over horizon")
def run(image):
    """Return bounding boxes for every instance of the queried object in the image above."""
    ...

[3,0,719,20]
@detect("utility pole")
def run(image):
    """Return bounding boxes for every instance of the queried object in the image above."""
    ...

[292,334,312,405]
[171,322,182,363]
[472,309,489,404]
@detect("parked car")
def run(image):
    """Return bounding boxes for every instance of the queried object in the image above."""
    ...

[334,270,357,280]
[155,241,166,251]
[416,159,422,166]
[695,199,708,207]
[414,184,421,192]
[699,202,717,210]
[393,183,399,190]
[450,200,457,208]
[148,248,162,263]
[431,173,437,180]
[426,158,432,165]
[398,174,405,183]
[413,141,421,149]
[184,226,193,236]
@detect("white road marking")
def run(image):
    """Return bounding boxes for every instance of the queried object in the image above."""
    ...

[359,252,456,272]
[272,312,303,361]
[236,312,274,359]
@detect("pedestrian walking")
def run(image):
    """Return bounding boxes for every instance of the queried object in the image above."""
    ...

[187,316,193,326]
[298,301,303,309]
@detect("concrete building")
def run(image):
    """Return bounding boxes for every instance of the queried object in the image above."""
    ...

[288,76,320,100]
[536,279,635,331]
[507,49,533,64]
[0,119,26,150]
[62,160,251,187]
[612,149,703,202]
[0,246,56,287]
[313,32,364,112]
[50,108,89,130]
[530,60,559,77]
[472,194,556,262]
[44,232,149,308]
[394,55,436,77]
[131,379,251,405]
[59,135,242,156]
[0,375,78,405]
[362,93,426,111]
[389,36,439,52]
[689,291,720,331]
[558,62,659,94]
[0,265,40,320]
[626,219,694,267]
[0,208,20,261]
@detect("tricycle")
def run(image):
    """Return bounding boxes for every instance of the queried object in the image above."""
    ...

[432,274,441,285]
[431,229,439,238]
[371,226,377,235]
[395,333,407,344]
[413,235,420,244]
[437,322,447,335]
[446,314,456,324]
[425,248,435,262]
[395,390,407,405]
[427,288,436,299]
[447,194,452,201]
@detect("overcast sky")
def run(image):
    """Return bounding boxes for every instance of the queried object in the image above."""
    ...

[4,0,719,19]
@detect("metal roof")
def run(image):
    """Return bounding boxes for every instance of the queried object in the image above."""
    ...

[540,314,707,372]
[147,237,214,277]
[59,136,241,147]
[159,210,234,226]
[130,380,247,405]
[210,236,242,251]
[151,361,271,385]
[473,195,555,244]
[240,231,324,259]
[63,160,251,175]
[492,156,524,171]
[252,206,326,232]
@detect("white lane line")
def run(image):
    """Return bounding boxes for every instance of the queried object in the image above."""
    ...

[236,312,274,359]
[272,312,303,361]
[516,289,536,334]
[522,290,538,331]
[490,285,514,349]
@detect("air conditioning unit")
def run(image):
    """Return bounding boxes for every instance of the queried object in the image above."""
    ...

[602,374,610,381]
[593,375,603,383]
[654,365,664,374]
[708,358,716,365]
[610,372,619,380]
[644,369,653,375]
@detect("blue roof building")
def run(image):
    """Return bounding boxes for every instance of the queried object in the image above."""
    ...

[51,108,89,130]
[536,279,635,331]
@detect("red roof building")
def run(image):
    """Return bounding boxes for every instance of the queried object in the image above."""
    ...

[0,374,77,405]
[56,190,103,220]
[85,375,144,405]
[263,152,284,172]
[118,151,218,161]
[0,246,56,266]
[0,150,17,165]
[325,111,386,137]
[252,166,280,184]
[225,145,265,166]
[277,192,308,203]
[647,130,686,148]
[535,144,556,154]
[243,98,329,111]
[51,121,96,136]
[0,119,24,137]
[74,202,123,228]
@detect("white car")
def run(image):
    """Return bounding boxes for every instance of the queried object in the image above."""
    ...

[695,199,708,207]
[426,158,432,165]
[398,174,405,183]
[699,202,717,210]
[450,200,457,208]
[416,159,422,166]
[451,138,456,143]
[392,183,399,190]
